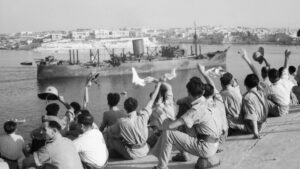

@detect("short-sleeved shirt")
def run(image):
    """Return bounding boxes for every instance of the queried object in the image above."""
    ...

[220,87,244,130]
[107,105,152,146]
[149,83,176,129]
[0,160,9,169]
[73,129,108,168]
[33,135,83,169]
[181,97,219,138]
[207,93,228,136]
[242,87,268,125]
[268,68,295,106]
[100,109,127,131]
[0,134,25,160]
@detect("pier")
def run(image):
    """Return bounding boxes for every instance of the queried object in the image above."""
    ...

[106,106,300,169]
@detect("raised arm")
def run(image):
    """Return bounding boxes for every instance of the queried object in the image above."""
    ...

[58,96,72,110]
[239,49,261,81]
[284,49,291,68]
[263,57,271,68]
[197,63,217,92]
[145,82,162,109]
[83,74,93,109]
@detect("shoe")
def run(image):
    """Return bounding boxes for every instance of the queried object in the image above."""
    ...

[172,153,189,162]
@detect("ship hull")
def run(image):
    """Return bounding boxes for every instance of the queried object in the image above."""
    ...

[37,51,227,80]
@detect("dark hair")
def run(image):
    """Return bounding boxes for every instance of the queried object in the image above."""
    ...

[79,109,91,116]
[77,113,94,127]
[278,67,284,78]
[46,103,59,116]
[151,84,168,104]
[261,66,269,79]
[203,84,214,98]
[268,68,279,81]
[244,74,259,89]
[107,93,120,107]
[4,121,17,134]
[41,163,58,169]
[70,102,81,114]
[289,66,296,75]
[48,121,61,131]
[124,97,138,113]
[186,76,204,97]
[220,72,233,86]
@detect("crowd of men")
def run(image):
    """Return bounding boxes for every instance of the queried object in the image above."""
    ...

[0,48,299,169]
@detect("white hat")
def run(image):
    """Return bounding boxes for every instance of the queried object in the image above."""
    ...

[38,86,59,100]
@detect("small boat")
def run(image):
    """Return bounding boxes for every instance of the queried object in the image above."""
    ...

[20,62,33,66]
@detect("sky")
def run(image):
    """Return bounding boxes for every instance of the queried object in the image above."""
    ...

[0,0,299,33]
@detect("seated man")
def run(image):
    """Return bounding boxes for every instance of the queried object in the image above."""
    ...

[74,111,108,168]
[197,64,228,143]
[151,77,220,169]
[100,93,127,132]
[0,121,25,169]
[288,65,297,84]
[147,82,176,148]
[23,116,84,169]
[219,72,246,134]
[267,51,295,116]
[30,103,61,153]
[240,49,268,138]
[149,82,176,130]
[105,82,162,160]
[242,74,268,138]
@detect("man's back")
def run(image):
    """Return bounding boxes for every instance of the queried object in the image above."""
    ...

[220,88,243,130]
[73,129,108,168]
[269,79,294,106]
[101,109,127,129]
[34,135,83,169]
[242,87,268,129]
[269,68,295,106]
[119,107,151,146]
[0,134,24,160]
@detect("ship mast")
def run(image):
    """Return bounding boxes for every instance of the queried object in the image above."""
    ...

[193,22,198,56]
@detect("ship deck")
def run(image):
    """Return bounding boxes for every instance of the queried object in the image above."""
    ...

[105,105,300,169]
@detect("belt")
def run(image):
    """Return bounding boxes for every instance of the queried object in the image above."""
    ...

[0,153,17,163]
[197,134,219,143]
[127,142,147,149]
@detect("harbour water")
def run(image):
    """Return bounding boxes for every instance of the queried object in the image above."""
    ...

[0,44,300,141]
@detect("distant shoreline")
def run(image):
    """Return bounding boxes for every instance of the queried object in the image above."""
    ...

[1,40,300,51]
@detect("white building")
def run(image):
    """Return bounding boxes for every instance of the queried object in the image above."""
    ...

[51,33,63,41]
[71,30,90,40]
[94,29,110,39]
[109,30,129,38]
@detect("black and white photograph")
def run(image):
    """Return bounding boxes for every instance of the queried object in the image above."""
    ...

[0,0,300,169]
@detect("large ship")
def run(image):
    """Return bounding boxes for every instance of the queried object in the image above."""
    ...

[36,28,228,80]
[36,45,228,79]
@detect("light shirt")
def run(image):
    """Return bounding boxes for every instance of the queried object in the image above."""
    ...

[207,92,228,136]
[107,105,152,144]
[242,87,268,127]
[149,83,176,129]
[73,129,108,168]
[268,69,295,106]
[107,105,152,158]
[0,133,25,160]
[33,134,83,169]
[220,86,244,130]
[0,159,9,169]
[181,97,219,138]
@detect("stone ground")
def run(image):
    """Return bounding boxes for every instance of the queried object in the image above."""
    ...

[106,106,300,169]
